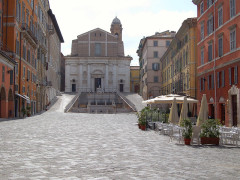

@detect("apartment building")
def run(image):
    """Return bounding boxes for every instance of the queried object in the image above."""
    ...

[137,30,176,100]
[161,18,197,99]
[193,0,240,127]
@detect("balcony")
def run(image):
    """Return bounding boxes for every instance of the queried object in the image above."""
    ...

[21,23,38,47]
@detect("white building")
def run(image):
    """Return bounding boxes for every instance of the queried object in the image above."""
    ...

[65,17,132,93]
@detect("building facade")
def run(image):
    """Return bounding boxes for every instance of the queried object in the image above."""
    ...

[137,30,176,100]
[161,18,197,99]
[65,17,132,93]
[130,66,140,93]
[0,0,15,118]
[193,0,240,127]
[2,0,63,117]
[46,9,64,104]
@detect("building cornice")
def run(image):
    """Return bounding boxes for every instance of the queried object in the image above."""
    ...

[48,9,64,43]
[192,0,201,5]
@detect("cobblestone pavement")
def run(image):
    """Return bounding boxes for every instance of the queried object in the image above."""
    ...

[0,94,240,180]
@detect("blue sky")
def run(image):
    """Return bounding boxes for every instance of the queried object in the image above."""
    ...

[49,0,197,65]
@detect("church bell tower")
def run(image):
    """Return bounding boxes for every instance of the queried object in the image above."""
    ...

[110,17,122,41]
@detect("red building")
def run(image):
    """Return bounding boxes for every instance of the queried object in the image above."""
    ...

[0,0,16,118]
[193,0,240,127]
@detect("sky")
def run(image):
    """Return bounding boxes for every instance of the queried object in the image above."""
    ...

[49,0,197,66]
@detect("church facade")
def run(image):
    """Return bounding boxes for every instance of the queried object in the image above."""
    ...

[65,17,132,93]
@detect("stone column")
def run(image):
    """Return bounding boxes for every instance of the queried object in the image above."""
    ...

[105,63,108,92]
[79,64,83,92]
[87,64,91,91]
[113,64,117,91]
[65,64,71,92]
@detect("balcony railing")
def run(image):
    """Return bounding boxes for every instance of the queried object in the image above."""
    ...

[21,23,38,44]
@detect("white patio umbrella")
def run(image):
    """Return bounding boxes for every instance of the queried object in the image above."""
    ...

[179,96,188,126]
[196,94,208,127]
[168,98,179,124]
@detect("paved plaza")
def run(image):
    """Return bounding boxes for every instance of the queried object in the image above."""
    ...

[0,94,240,180]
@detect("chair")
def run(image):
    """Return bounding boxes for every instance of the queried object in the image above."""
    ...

[169,125,184,144]
[191,126,201,145]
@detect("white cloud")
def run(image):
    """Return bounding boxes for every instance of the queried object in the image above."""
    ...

[49,0,196,65]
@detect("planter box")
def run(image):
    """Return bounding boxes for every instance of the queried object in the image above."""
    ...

[140,125,146,131]
[201,137,219,145]
[184,138,191,145]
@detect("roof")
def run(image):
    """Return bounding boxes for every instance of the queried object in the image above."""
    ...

[48,9,64,43]
[130,66,140,70]
[112,17,121,25]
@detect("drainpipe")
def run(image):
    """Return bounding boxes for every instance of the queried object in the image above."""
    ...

[18,32,22,115]
[5,0,8,47]
[213,2,217,119]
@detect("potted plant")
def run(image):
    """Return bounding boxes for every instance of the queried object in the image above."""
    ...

[26,107,31,117]
[181,119,192,145]
[21,108,26,118]
[137,107,149,131]
[200,119,220,145]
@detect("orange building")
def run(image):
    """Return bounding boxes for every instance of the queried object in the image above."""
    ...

[3,0,39,117]
[193,0,240,127]
[0,0,16,118]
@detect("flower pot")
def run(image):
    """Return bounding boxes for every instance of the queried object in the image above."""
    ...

[184,138,191,145]
[138,124,141,129]
[141,125,146,131]
[201,137,219,145]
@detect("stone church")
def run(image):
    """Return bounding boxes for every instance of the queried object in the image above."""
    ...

[65,17,132,93]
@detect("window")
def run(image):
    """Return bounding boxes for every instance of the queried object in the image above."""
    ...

[200,77,205,91]
[23,66,25,78]
[22,2,25,23]
[16,40,20,55]
[166,41,170,47]
[16,0,21,21]
[230,0,236,18]
[27,70,30,81]
[2,66,5,82]
[31,0,34,9]
[153,51,158,58]
[95,43,101,56]
[10,70,13,85]
[207,0,214,8]
[15,64,18,75]
[152,63,159,71]
[218,36,223,57]
[22,86,25,93]
[23,45,26,59]
[200,22,204,40]
[218,7,223,27]
[154,76,158,83]
[207,15,214,35]
[208,43,213,61]
[201,47,204,65]
[230,29,236,51]
[222,70,225,87]
[229,66,237,85]
[200,1,204,15]
[153,41,158,47]
[27,50,30,62]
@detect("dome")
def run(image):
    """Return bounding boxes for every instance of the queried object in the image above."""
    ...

[111,17,121,25]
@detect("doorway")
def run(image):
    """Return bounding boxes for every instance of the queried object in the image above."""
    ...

[15,99,18,117]
[72,84,76,92]
[95,78,101,91]
[232,95,237,126]
[209,104,215,119]
[220,103,225,125]
[120,84,124,92]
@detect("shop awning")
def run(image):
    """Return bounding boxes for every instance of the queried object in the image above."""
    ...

[15,93,31,104]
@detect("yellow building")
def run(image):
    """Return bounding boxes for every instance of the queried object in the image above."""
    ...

[130,66,140,93]
[161,18,197,98]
